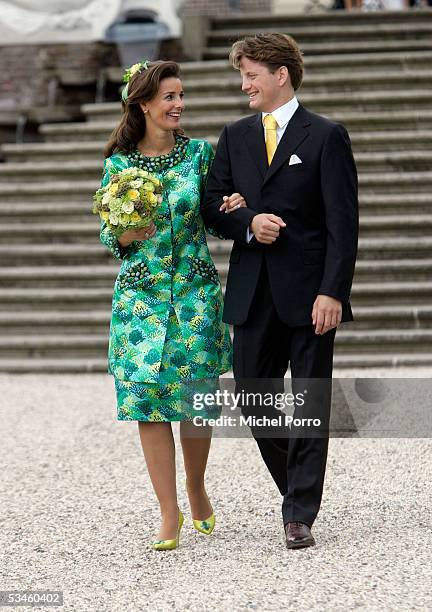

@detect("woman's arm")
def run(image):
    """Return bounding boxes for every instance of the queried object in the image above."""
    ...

[199,141,227,240]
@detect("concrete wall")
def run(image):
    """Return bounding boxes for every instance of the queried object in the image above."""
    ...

[0,42,117,112]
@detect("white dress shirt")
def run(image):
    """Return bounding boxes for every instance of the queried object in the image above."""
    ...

[246,96,299,242]
[262,95,299,145]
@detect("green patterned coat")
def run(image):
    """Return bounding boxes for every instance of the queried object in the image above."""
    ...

[99,137,232,384]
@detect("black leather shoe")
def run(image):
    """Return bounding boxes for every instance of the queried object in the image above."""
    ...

[285,521,316,549]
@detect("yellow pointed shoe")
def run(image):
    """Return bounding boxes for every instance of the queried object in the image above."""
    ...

[193,513,216,535]
[151,510,184,551]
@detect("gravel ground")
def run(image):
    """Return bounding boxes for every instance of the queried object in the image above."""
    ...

[1,373,431,612]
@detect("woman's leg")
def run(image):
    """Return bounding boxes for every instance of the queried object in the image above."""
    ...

[138,421,179,540]
[180,422,214,520]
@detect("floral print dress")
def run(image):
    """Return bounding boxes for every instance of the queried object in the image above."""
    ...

[99,136,232,421]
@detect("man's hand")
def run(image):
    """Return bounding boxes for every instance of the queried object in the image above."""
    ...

[118,221,156,247]
[312,295,342,335]
[250,213,286,244]
[219,193,247,213]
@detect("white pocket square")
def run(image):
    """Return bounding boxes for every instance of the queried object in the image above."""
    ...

[289,154,302,165]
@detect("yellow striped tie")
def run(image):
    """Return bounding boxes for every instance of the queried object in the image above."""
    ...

[263,113,278,164]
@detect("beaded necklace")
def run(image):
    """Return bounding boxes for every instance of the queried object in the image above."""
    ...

[127,134,189,173]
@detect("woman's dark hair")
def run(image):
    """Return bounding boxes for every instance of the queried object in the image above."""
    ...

[104,60,184,158]
[229,33,304,91]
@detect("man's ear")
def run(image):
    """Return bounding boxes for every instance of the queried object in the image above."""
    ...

[279,66,290,88]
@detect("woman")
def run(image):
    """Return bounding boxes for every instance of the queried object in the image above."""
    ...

[99,60,232,550]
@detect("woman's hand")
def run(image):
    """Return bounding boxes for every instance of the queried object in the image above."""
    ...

[118,221,156,247]
[219,193,247,214]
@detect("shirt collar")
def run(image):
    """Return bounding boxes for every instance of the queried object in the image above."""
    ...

[262,96,299,129]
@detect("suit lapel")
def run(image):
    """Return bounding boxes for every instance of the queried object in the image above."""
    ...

[263,104,311,186]
[244,114,268,179]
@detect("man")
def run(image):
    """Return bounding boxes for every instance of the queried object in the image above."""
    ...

[201,33,358,548]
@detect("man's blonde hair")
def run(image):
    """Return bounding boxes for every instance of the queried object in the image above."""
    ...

[229,33,304,91]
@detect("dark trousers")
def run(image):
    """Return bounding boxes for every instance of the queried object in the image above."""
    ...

[233,258,336,528]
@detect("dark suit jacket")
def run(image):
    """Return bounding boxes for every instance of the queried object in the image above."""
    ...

[201,103,359,327]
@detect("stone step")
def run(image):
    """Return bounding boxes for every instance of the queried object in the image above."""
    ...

[0,141,107,163]
[0,265,121,288]
[0,357,109,373]
[284,50,432,74]
[203,39,432,61]
[334,329,432,353]
[1,257,431,290]
[356,194,432,215]
[179,69,432,94]
[357,214,432,237]
[358,171,432,194]
[0,288,113,311]
[350,281,432,304]
[0,217,431,253]
[351,258,432,281]
[0,161,100,183]
[206,22,432,47]
[3,131,432,164]
[39,117,241,141]
[0,334,109,359]
[2,351,432,372]
[1,304,431,335]
[346,305,432,330]
[84,71,432,113]
[0,328,430,359]
[333,353,432,368]
[102,52,432,87]
[0,244,114,266]
[0,311,111,335]
[38,109,432,141]
[209,9,432,30]
[78,90,432,121]
[0,201,95,223]
[2,213,432,244]
[0,193,429,224]
[0,236,431,266]
[1,171,431,203]
[0,281,430,313]
[2,151,432,184]
[348,132,432,153]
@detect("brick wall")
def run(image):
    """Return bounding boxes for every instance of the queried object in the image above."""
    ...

[181,0,271,16]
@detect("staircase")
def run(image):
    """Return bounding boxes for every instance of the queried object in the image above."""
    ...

[1,9,431,372]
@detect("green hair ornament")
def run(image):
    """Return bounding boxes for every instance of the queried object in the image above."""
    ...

[121,60,149,103]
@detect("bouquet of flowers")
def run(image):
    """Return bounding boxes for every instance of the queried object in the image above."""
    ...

[92,167,163,237]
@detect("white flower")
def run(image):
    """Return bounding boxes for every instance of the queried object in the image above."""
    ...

[122,201,134,214]
[130,179,143,188]
[130,63,142,76]
[109,213,119,225]
[102,192,111,205]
